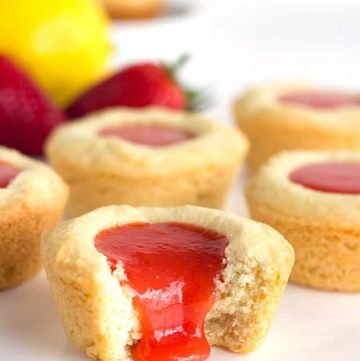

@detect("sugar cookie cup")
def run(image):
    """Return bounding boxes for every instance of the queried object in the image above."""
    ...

[234,84,360,173]
[46,108,248,217]
[0,147,68,289]
[41,205,294,361]
[101,0,164,19]
[246,150,360,291]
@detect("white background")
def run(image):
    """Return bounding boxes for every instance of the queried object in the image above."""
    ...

[113,0,360,121]
[1,1,360,360]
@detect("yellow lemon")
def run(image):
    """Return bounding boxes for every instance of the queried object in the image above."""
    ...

[0,0,110,106]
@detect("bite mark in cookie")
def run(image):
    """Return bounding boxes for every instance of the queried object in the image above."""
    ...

[95,222,227,361]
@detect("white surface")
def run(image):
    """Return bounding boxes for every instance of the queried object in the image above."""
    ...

[1,0,360,360]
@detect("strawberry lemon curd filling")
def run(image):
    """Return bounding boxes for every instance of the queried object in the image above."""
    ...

[279,91,360,109]
[99,124,195,146]
[95,222,228,361]
[0,161,19,188]
[290,162,360,194]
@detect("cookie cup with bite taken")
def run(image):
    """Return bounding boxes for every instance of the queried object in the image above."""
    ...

[41,205,294,361]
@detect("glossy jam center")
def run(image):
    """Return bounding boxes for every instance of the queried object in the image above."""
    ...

[279,91,360,109]
[290,162,360,194]
[99,124,195,146]
[95,222,228,361]
[0,162,19,188]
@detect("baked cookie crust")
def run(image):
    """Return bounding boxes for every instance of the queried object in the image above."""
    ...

[0,147,68,289]
[101,0,164,19]
[41,205,294,361]
[234,84,360,173]
[246,151,360,291]
[46,107,248,217]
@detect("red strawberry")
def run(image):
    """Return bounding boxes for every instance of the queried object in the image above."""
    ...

[0,55,66,155]
[67,55,203,118]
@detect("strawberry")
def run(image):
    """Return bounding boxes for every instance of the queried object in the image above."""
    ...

[67,55,204,118]
[0,55,66,155]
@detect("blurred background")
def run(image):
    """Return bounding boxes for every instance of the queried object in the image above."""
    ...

[111,0,360,120]
[2,0,358,124]
[1,0,359,195]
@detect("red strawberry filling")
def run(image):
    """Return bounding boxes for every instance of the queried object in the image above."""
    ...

[99,124,195,146]
[0,162,20,188]
[279,91,360,109]
[289,162,360,194]
[95,222,228,361]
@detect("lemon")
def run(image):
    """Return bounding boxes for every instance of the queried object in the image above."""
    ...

[0,0,110,106]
